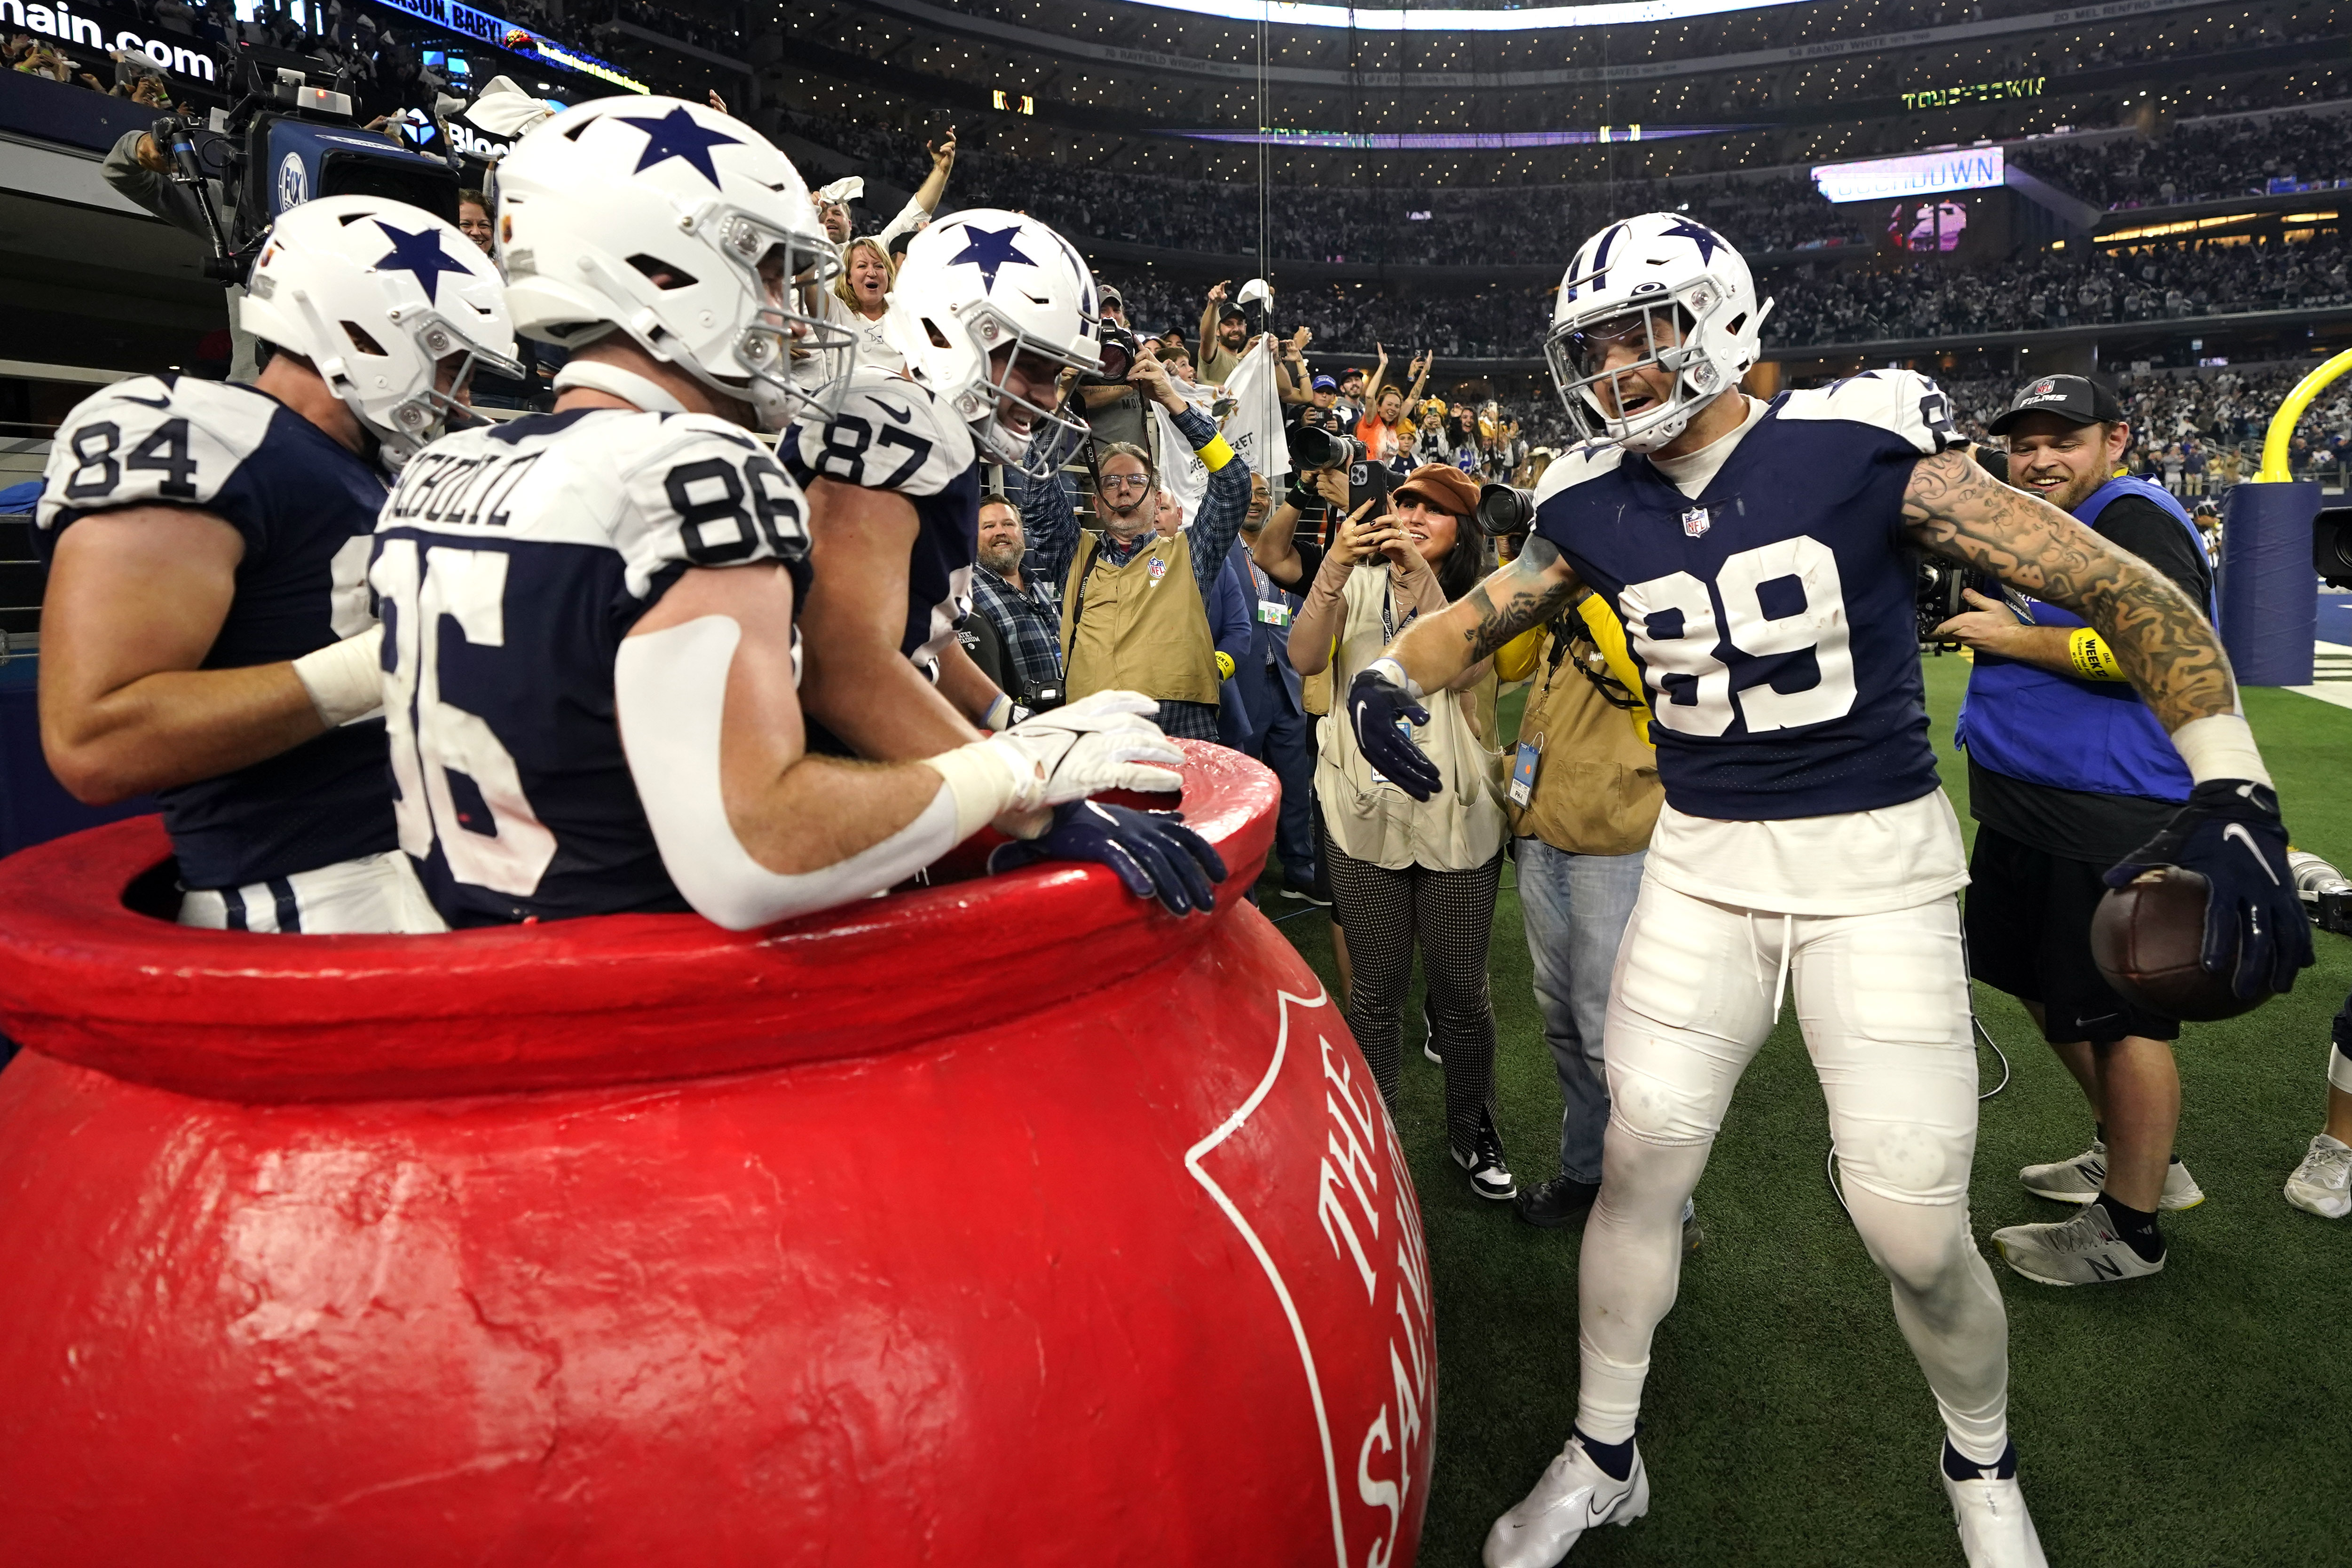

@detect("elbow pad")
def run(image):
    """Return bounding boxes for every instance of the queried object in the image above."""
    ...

[615,616,958,931]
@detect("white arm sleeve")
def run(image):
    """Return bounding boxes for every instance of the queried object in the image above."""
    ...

[615,615,959,931]
[875,196,929,250]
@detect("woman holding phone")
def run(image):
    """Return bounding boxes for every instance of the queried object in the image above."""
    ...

[1289,463,1514,1201]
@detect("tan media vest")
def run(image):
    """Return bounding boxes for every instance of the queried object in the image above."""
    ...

[1058,530,1222,708]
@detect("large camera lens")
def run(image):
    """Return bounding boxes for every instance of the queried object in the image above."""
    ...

[1288,424,1341,470]
[1477,484,1537,535]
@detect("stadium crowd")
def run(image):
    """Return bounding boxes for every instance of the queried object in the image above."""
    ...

[2013,109,2352,209]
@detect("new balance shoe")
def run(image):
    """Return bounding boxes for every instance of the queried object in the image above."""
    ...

[1941,1442,2048,1568]
[2020,1140,2204,1209]
[1454,1110,1515,1201]
[1994,1202,2165,1286]
[1482,1434,1649,1568]
[2285,1133,2352,1218]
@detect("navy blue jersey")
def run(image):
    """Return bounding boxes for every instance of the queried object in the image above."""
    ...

[1531,371,1961,821]
[782,370,980,683]
[37,374,394,888]
[371,408,810,928]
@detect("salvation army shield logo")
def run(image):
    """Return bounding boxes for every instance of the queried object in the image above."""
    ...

[1186,989,1436,1568]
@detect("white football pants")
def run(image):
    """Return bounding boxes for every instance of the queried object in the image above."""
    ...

[1575,877,2010,1464]
[177,851,447,935]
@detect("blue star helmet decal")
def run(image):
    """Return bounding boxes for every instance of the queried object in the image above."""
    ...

[944,223,1038,294]
[372,221,474,305]
[615,105,741,187]
[1658,216,1725,265]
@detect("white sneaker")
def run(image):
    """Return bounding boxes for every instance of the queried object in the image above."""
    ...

[1942,1445,2048,1568]
[1482,1435,1649,1568]
[2285,1134,2352,1218]
[2020,1139,2204,1209]
[1994,1201,2166,1286]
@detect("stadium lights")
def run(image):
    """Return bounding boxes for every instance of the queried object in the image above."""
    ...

[1081,0,1814,30]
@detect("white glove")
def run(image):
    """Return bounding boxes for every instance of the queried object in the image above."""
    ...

[985,689,1186,815]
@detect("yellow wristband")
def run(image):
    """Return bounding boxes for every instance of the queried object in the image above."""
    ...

[1197,434,1236,472]
[1215,650,1236,680]
[2068,626,2126,681]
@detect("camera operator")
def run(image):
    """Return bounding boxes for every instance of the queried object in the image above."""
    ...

[970,491,1065,716]
[1019,345,1253,742]
[1934,373,2220,1288]
[1071,285,1150,455]
[105,123,256,380]
[1247,425,1395,595]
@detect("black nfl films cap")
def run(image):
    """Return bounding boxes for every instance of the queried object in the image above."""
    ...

[1987,373,2125,435]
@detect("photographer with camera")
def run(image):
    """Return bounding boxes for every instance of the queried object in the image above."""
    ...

[1070,286,1151,456]
[970,492,1065,715]
[1019,344,1254,743]
[1288,463,1513,1202]
[1934,373,2223,1288]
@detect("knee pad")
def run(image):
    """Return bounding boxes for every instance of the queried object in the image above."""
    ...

[1834,1119,1974,1207]
[1605,1047,1722,1146]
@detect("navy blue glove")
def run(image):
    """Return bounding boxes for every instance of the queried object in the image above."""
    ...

[1348,663,1444,802]
[2105,779,2313,1000]
[988,800,1228,916]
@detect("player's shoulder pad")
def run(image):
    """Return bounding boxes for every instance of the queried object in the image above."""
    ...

[787,371,974,497]
[36,376,280,530]
[1532,439,1626,507]
[1774,368,1963,456]
[603,410,808,597]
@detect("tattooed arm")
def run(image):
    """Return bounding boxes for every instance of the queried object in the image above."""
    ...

[1901,447,2234,733]
[1381,533,1586,695]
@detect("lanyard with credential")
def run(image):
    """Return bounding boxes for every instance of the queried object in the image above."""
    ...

[1379,569,1418,647]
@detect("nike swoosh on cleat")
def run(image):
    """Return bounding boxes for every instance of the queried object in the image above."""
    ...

[2222,823,2281,883]
[872,400,914,424]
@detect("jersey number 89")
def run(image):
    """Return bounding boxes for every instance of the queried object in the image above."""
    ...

[1622,535,1859,737]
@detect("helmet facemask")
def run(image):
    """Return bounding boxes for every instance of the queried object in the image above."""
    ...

[694,204,854,433]
[949,300,1100,478]
[1547,279,1740,455]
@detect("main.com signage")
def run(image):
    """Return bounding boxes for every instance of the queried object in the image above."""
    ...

[0,0,219,79]
[1813,147,2005,205]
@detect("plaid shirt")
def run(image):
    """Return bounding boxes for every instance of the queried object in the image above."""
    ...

[971,564,1063,697]
[1022,403,1253,607]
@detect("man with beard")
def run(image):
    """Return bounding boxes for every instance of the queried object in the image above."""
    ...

[969,491,1065,711]
[1197,281,1251,384]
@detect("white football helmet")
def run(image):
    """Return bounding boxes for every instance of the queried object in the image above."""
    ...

[1545,212,1773,453]
[882,209,1103,475]
[239,194,520,466]
[494,95,846,432]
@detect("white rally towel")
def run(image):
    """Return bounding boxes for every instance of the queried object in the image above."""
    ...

[465,76,559,139]
[1220,336,1292,484]
[1152,401,1209,529]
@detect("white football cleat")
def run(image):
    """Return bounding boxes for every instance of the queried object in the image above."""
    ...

[1994,1202,2165,1286]
[1482,1434,1648,1568]
[2020,1140,2204,1209]
[2285,1134,2352,1218]
[1942,1445,2048,1568]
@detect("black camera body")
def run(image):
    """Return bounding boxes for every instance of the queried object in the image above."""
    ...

[1289,425,1367,473]
[2314,505,2352,587]
[1081,325,1139,387]
[1915,556,1976,650]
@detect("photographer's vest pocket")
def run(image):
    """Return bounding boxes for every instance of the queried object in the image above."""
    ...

[1058,532,1222,708]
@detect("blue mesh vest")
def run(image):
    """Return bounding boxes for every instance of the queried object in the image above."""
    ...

[1954,476,2209,803]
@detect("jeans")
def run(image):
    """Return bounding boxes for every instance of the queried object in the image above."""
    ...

[1515,836,1647,1183]
[1246,693,1318,884]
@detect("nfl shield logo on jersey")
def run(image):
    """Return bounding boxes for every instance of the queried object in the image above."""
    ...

[1682,507,1711,537]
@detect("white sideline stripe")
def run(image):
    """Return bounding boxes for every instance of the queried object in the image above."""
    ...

[1182,986,1349,1568]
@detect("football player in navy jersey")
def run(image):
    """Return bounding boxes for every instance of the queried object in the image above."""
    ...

[782,206,1224,897]
[38,196,519,933]
[370,97,1215,934]
[1345,213,2309,1568]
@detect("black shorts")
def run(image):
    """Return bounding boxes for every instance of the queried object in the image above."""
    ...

[1964,824,2180,1045]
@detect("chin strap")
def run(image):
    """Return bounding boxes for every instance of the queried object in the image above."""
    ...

[553,361,690,415]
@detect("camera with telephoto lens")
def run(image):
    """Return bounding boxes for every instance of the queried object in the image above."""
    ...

[1289,425,1367,472]
[1915,557,1974,650]
[1478,484,1537,537]
[1081,325,1138,387]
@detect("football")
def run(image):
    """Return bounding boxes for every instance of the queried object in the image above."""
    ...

[2091,867,2269,1023]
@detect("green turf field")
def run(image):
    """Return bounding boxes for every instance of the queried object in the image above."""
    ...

[1259,654,2352,1567]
